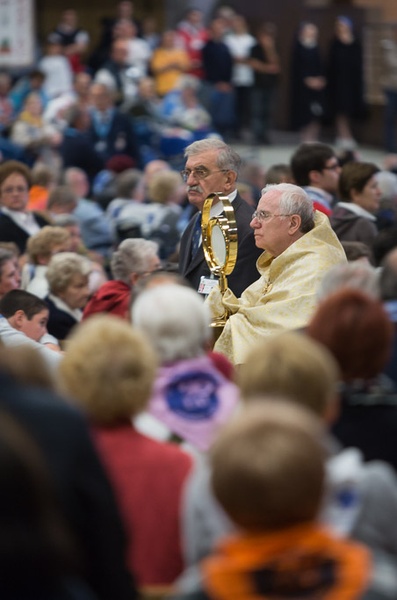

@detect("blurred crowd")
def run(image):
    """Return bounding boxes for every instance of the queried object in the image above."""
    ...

[1,3,397,600]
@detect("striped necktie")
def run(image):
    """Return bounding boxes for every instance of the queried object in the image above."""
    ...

[191,213,202,258]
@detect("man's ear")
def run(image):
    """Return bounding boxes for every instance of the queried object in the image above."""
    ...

[309,169,322,186]
[289,214,301,235]
[11,310,26,331]
[225,170,237,190]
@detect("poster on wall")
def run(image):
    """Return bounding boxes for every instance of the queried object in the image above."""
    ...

[0,0,34,66]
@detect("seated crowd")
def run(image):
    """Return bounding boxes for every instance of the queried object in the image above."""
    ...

[2,4,397,600]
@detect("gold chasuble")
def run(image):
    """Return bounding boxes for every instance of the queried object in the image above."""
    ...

[207,211,347,364]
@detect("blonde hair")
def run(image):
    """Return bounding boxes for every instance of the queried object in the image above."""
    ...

[59,314,157,425]
[211,400,325,531]
[238,332,340,417]
[147,170,183,204]
[46,252,91,295]
[27,226,70,264]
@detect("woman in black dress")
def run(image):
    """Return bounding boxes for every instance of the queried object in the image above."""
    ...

[290,22,327,142]
[327,16,366,150]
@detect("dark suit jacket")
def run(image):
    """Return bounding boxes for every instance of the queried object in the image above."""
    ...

[45,295,79,342]
[0,212,49,254]
[0,372,137,600]
[178,193,262,297]
[88,110,141,168]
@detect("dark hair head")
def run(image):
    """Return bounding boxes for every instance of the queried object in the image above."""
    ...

[290,143,336,186]
[341,240,373,263]
[307,288,393,381]
[371,226,397,267]
[265,163,293,185]
[0,290,48,320]
[338,161,379,202]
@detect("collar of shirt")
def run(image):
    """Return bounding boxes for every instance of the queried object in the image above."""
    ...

[1,207,41,236]
[336,201,377,221]
[304,186,333,210]
[210,188,237,218]
[48,293,83,322]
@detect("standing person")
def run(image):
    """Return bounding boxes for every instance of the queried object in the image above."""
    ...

[176,8,208,80]
[290,22,327,142]
[178,138,262,298]
[48,9,90,73]
[249,22,280,145]
[94,39,137,109]
[380,26,397,153]
[150,30,190,98]
[327,16,366,150]
[87,82,141,167]
[38,38,74,100]
[224,14,256,141]
[201,17,235,141]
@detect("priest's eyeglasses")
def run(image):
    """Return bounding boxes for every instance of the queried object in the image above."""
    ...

[252,210,291,222]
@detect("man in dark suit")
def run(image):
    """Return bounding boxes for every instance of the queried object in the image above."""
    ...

[178,139,262,297]
[88,82,141,168]
[0,370,138,600]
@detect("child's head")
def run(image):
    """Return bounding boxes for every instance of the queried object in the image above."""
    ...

[210,401,325,532]
[0,290,49,342]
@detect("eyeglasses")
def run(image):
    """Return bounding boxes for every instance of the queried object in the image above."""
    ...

[180,168,228,182]
[252,210,291,222]
[1,186,28,195]
[322,162,340,172]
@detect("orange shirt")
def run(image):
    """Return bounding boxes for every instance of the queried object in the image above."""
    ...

[150,48,190,96]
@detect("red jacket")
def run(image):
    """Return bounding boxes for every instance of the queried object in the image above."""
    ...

[93,424,193,586]
[83,280,130,320]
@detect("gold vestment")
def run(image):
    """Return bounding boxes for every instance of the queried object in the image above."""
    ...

[207,211,347,364]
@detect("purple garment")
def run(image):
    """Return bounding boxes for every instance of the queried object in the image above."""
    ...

[149,355,240,451]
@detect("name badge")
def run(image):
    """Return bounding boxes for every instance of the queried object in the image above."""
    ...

[198,276,218,295]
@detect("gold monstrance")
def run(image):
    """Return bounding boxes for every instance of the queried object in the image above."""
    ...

[201,193,238,329]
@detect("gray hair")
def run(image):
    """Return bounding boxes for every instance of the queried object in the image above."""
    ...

[132,284,211,363]
[47,186,77,211]
[46,252,91,295]
[261,183,314,233]
[116,169,143,198]
[0,248,16,276]
[317,262,380,302]
[376,171,397,202]
[110,239,159,283]
[184,138,241,175]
